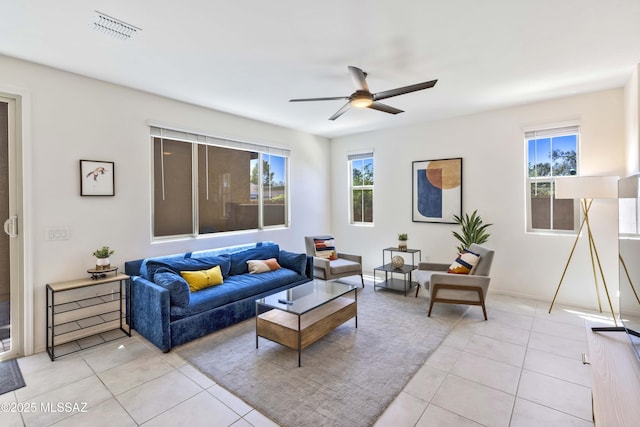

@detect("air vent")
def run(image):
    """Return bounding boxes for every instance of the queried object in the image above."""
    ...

[92,11,140,40]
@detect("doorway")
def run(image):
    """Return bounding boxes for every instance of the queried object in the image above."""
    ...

[0,95,22,360]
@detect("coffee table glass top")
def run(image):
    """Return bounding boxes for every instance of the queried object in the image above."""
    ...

[257,280,356,315]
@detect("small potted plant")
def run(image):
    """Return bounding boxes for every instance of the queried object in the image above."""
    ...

[93,246,114,269]
[452,210,492,253]
[397,233,408,252]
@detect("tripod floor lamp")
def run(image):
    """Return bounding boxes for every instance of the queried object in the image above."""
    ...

[549,176,619,324]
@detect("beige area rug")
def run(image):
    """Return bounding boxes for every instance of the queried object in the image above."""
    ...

[177,277,468,427]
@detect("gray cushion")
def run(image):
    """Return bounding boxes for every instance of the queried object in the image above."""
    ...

[329,258,361,275]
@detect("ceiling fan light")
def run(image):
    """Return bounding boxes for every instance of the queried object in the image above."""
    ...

[350,97,373,108]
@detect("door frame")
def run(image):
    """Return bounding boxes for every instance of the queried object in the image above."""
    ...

[0,87,33,359]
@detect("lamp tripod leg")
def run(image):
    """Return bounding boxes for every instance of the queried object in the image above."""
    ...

[586,219,618,327]
[549,211,588,314]
[584,205,603,312]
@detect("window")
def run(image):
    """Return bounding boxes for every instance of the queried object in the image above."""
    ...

[526,125,579,232]
[151,126,289,238]
[349,152,374,224]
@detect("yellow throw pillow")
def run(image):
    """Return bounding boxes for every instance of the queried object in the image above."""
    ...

[180,265,224,292]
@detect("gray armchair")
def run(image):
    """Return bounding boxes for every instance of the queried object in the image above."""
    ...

[414,243,494,319]
[304,236,365,287]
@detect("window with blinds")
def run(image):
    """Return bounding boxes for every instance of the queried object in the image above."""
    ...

[525,124,579,232]
[348,151,374,224]
[151,126,289,238]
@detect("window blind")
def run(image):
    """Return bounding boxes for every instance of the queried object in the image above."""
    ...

[525,125,580,139]
[149,125,290,157]
[348,151,374,161]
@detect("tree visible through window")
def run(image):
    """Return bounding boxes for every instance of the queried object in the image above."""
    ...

[349,153,374,224]
[526,126,579,231]
[251,153,287,227]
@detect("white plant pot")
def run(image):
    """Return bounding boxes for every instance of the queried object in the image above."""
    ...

[398,241,407,252]
[96,257,110,269]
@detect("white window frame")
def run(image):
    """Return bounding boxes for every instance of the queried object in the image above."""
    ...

[348,151,374,225]
[150,124,290,240]
[525,124,580,233]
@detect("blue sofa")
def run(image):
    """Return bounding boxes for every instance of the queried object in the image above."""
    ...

[124,242,313,352]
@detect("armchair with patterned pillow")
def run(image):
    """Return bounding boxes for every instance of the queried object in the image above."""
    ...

[304,235,365,287]
[414,243,494,319]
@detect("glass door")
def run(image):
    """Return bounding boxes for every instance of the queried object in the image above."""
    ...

[0,96,20,359]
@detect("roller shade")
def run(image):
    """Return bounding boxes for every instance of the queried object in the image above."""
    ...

[149,125,290,157]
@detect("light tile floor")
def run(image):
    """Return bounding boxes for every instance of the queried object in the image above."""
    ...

[0,293,606,426]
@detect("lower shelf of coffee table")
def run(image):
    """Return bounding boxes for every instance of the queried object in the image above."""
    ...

[257,297,356,350]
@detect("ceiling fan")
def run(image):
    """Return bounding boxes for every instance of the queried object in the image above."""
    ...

[289,66,437,120]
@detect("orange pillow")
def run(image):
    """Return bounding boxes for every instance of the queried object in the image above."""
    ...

[447,250,480,274]
[247,258,281,274]
[314,238,338,261]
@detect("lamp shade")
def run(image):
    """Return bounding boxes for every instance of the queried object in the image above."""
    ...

[618,174,640,198]
[554,176,618,199]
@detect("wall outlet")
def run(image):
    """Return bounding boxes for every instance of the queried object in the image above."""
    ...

[46,227,69,241]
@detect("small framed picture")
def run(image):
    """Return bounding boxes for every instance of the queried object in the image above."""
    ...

[80,160,115,196]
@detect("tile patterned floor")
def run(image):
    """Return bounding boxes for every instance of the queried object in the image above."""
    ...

[0,293,602,426]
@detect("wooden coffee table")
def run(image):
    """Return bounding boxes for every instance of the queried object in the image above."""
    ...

[255,280,357,366]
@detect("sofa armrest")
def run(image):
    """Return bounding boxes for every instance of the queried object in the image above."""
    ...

[338,253,362,263]
[418,262,449,271]
[304,255,314,280]
[131,276,172,352]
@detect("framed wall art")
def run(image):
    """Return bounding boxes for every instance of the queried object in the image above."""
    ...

[412,157,462,223]
[80,159,115,196]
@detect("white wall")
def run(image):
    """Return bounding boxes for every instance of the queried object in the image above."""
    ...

[624,64,639,176]
[0,54,331,354]
[1,50,631,353]
[331,89,626,311]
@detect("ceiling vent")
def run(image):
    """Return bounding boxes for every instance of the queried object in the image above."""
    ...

[92,11,140,40]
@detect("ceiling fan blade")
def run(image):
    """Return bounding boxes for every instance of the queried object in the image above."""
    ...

[368,102,404,115]
[348,66,370,92]
[373,79,438,101]
[329,102,351,121]
[289,96,348,102]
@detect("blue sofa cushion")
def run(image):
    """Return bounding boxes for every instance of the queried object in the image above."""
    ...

[170,268,305,320]
[279,250,307,275]
[229,245,280,276]
[138,253,185,280]
[153,268,191,308]
[146,255,231,282]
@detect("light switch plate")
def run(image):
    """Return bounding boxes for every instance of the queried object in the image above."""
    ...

[46,227,69,241]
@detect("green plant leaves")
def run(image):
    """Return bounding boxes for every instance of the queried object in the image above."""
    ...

[452,210,492,253]
[93,245,115,258]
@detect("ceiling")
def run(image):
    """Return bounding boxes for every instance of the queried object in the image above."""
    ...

[1,1,640,138]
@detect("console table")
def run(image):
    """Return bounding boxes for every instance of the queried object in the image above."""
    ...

[46,272,130,360]
[586,322,640,425]
[374,247,421,297]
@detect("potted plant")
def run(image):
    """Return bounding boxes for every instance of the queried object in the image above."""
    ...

[452,210,492,253]
[93,246,114,269]
[397,233,408,252]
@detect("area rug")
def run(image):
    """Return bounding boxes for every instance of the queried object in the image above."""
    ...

[177,278,467,427]
[0,359,26,395]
